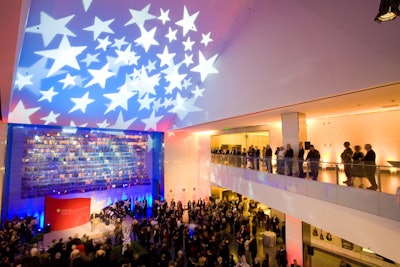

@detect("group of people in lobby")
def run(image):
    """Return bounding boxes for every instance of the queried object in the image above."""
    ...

[0,196,293,267]
[212,141,378,190]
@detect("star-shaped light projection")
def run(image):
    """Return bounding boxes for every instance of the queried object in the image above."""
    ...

[85,63,115,88]
[175,6,199,36]
[163,64,187,94]
[182,36,195,51]
[152,98,162,112]
[96,36,112,51]
[97,119,110,128]
[14,72,33,90]
[111,111,136,130]
[182,77,192,90]
[59,73,77,89]
[157,46,176,67]
[192,86,205,98]
[145,60,157,73]
[38,87,58,102]
[83,16,115,40]
[201,32,213,46]
[103,76,137,114]
[171,93,202,120]
[158,8,170,25]
[9,101,40,124]
[69,92,95,113]
[112,37,128,50]
[25,12,76,47]
[41,110,60,125]
[69,120,88,128]
[138,93,155,111]
[81,52,100,67]
[115,44,139,65]
[125,4,156,26]
[191,51,219,82]
[134,25,159,52]
[142,110,163,131]
[183,53,194,67]
[135,66,160,97]
[82,0,94,12]
[166,27,177,43]
[171,94,202,120]
[35,36,87,77]
[11,1,222,131]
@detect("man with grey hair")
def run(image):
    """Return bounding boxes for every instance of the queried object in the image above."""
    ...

[362,144,378,190]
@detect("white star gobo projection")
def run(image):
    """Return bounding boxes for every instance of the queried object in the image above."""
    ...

[10,0,219,131]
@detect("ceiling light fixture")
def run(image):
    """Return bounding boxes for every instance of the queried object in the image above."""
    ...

[375,0,400,23]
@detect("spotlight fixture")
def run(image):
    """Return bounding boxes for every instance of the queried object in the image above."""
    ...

[375,0,400,23]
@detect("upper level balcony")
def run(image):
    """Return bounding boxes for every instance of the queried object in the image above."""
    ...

[209,153,400,263]
[211,153,400,195]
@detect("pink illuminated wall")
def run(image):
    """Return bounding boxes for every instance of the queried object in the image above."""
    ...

[164,132,211,203]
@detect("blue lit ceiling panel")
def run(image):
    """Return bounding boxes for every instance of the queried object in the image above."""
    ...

[9,0,254,131]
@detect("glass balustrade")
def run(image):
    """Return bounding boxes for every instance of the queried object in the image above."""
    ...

[210,153,400,195]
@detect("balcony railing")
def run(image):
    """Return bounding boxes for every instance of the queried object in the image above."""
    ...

[210,153,400,195]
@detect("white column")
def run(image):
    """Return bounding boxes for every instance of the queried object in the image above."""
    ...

[285,214,303,266]
[281,113,306,265]
[281,112,307,175]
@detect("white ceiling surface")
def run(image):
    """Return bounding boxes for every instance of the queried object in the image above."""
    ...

[178,82,400,132]
[178,0,400,132]
[1,0,400,131]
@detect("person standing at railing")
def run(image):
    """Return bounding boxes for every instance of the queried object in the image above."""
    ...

[284,144,294,176]
[255,146,261,170]
[351,145,365,188]
[298,142,305,178]
[265,145,273,173]
[248,145,255,169]
[362,144,378,190]
[232,147,241,167]
[305,145,320,180]
[242,148,247,168]
[230,147,236,166]
[276,146,285,174]
[341,141,353,186]
[262,146,266,168]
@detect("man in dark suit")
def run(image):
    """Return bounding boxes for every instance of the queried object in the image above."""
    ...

[362,143,378,190]
[265,145,273,173]
[255,146,261,170]
[305,145,320,180]
[284,144,294,176]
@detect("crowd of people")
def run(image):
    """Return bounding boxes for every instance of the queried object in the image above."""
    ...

[0,197,291,267]
[2,142,375,266]
[212,141,378,190]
